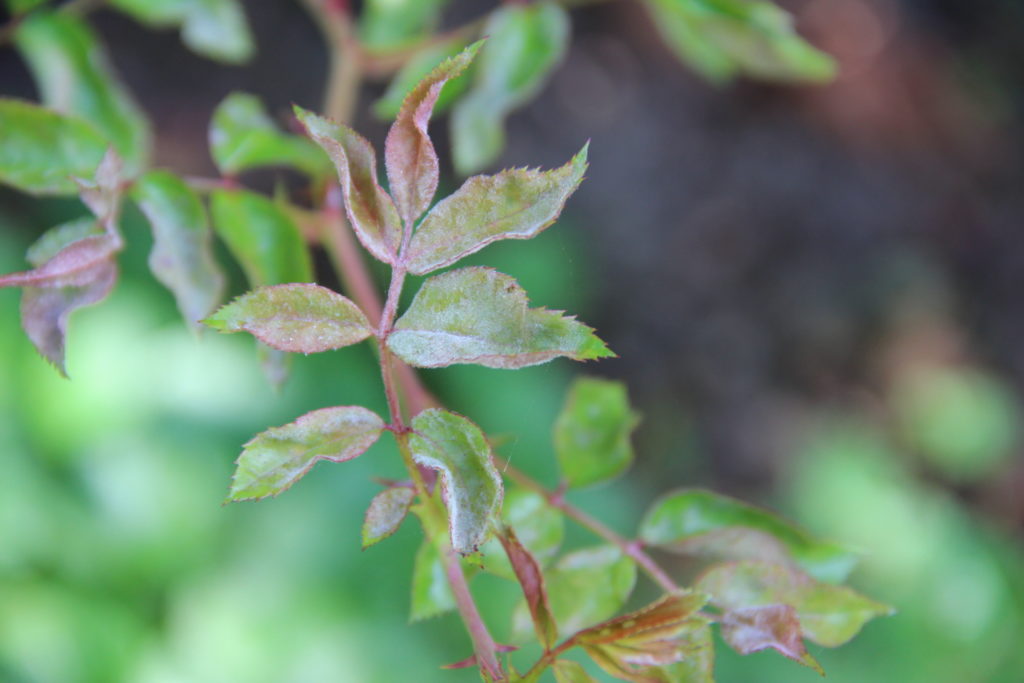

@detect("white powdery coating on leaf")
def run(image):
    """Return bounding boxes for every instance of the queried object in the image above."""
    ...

[409,409,503,554]
[363,486,415,548]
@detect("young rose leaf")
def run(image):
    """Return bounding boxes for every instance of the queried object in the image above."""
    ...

[385,41,481,228]
[639,489,857,583]
[411,535,456,620]
[374,38,474,120]
[294,106,402,264]
[228,406,384,501]
[476,488,564,580]
[647,619,714,683]
[0,99,108,195]
[574,592,708,647]
[362,486,415,549]
[204,284,372,353]
[209,93,328,177]
[132,170,225,329]
[696,561,894,648]
[389,267,612,369]
[0,218,118,375]
[210,188,313,287]
[451,2,570,174]
[497,526,558,649]
[405,144,587,275]
[553,660,599,683]
[109,0,253,63]
[15,11,151,175]
[720,604,823,675]
[514,545,636,641]
[408,409,503,554]
[640,0,835,84]
[556,377,640,489]
[358,0,448,53]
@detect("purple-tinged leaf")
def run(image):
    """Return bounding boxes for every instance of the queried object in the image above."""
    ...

[228,406,384,501]
[639,489,857,583]
[294,106,402,264]
[389,267,612,369]
[696,561,893,648]
[204,284,372,353]
[374,38,475,120]
[720,604,823,675]
[411,535,455,620]
[497,526,558,649]
[404,144,587,275]
[556,377,639,489]
[408,409,503,555]
[76,147,124,224]
[385,41,481,228]
[0,218,119,375]
[362,485,415,549]
[553,660,599,683]
[132,170,225,329]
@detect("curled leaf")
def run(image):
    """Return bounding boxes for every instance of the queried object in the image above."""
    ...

[228,406,384,501]
[405,144,588,275]
[719,604,823,675]
[497,526,558,649]
[204,284,372,353]
[389,267,612,369]
[408,409,503,554]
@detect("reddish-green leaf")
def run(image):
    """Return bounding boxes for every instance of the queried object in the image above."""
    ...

[228,406,384,501]
[639,489,857,582]
[574,592,708,647]
[294,106,402,264]
[451,2,570,174]
[204,284,372,353]
[647,619,714,683]
[0,99,108,196]
[411,534,455,620]
[404,144,587,275]
[374,38,474,120]
[362,485,415,549]
[556,377,639,489]
[210,93,328,177]
[15,11,150,175]
[389,267,612,369]
[553,660,599,683]
[696,561,893,648]
[497,526,558,649]
[408,409,503,554]
[0,217,118,375]
[720,604,823,675]
[132,170,224,329]
[477,488,564,580]
[385,41,481,228]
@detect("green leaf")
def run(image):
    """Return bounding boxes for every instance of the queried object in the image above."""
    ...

[497,526,558,649]
[228,406,384,501]
[405,143,588,275]
[132,170,225,329]
[14,11,151,175]
[385,41,481,228]
[638,489,857,583]
[0,99,109,195]
[358,0,448,53]
[640,0,836,83]
[408,409,503,554]
[647,619,714,682]
[204,284,372,353]
[555,377,639,488]
[451,2,569,174]
[718,604,823,675]
[553,660,599,683]
[295,106,403,264]
[411,534,456,620]
[362,486,415,549]
[109,0,254,63]
[0,218,118,375]
[696,561,893,648]
[477,488,564,580]
[210,93,328,177]
[515,545,636,640]
[389,267,612,369]
[374,38,474,120]
[209,188,313,287]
